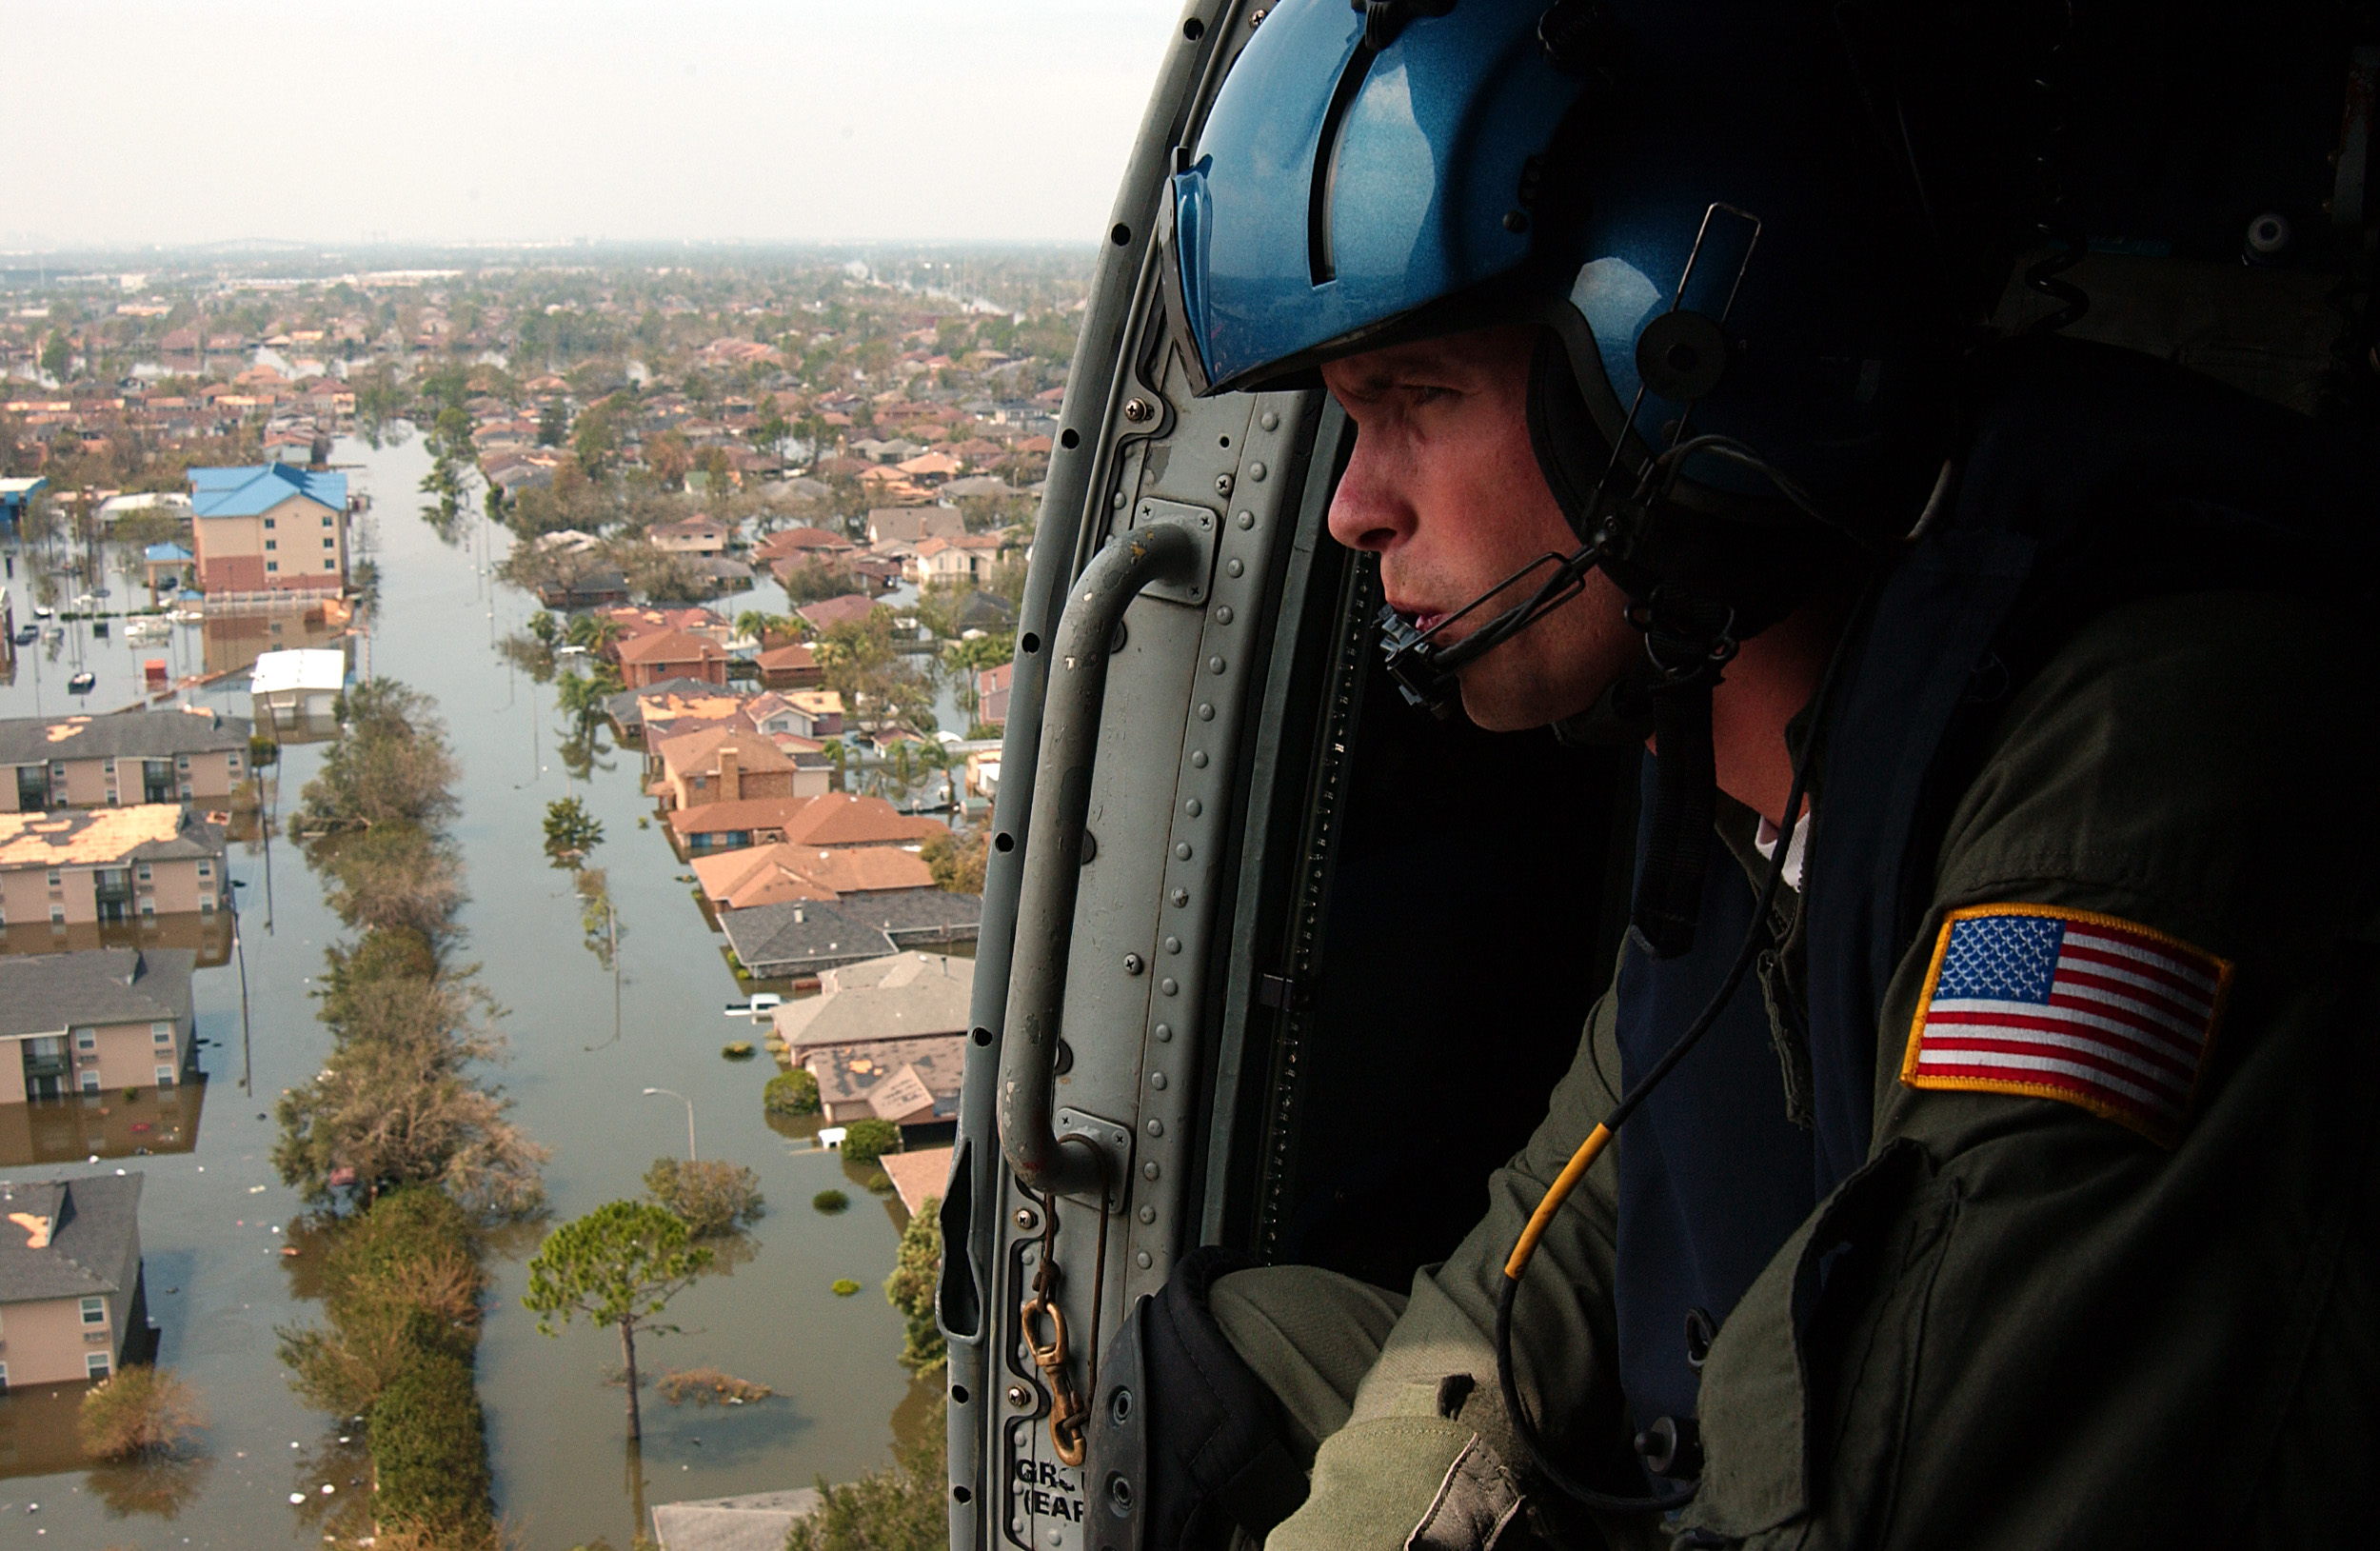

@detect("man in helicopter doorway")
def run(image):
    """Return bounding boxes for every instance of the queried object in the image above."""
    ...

[1090,1,2380,1547]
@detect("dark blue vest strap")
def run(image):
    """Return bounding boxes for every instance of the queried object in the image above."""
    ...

[1615,754,1818,1430]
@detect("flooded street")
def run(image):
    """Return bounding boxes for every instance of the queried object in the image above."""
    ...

[0,430,935,1549]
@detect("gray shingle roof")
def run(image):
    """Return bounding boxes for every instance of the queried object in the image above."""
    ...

[719,892,982,978]
[0,948,194,1040]
[771,950,973,1052]
[0,1172,143,1302]
[0,709,250,766]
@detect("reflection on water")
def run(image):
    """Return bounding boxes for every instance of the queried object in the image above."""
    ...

[0,908,236,969]
[0,1382,89,1478]
[0,1077,208,1167]
[198,599,353,683]
[87,1445,219,1519]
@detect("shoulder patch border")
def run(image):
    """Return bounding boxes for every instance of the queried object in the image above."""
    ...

[1900,903,2234,1147]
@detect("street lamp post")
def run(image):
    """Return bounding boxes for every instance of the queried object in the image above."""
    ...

[643,1086,697,1161]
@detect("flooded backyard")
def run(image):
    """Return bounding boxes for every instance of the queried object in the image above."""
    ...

[0,429,940,1549]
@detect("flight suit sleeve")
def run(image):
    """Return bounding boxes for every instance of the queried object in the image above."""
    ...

[1266,974,1653,1551]
[1679,591,2380,1549]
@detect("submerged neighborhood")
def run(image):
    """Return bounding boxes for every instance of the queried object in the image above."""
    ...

[0,246,1066,1550]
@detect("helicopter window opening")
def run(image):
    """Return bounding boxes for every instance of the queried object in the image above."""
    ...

[1183,16,1205,41]
[1061,428,1081,449]
[994,832,1016,853]
[1020,632,1041,654]
[1220,434,1232,447]
[1228,547,1636,1290]
[1112,223,1134,248]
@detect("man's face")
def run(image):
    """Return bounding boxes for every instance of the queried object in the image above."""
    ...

[1321,326,1637,731]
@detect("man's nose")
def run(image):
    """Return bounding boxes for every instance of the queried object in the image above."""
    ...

[1325,432,1413,554]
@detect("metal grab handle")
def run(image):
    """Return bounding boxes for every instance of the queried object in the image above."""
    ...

[999,521,1200,1199]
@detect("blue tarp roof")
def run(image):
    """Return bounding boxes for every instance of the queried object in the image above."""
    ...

[145,543,192,562]
[188,464,346,518]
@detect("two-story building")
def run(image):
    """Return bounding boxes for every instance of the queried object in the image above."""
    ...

[0,806,227,926]
[616,628,728,689]
[0,948,195,1102]
[0,1172,149,1384]
[650,727,798,811]
[188,464,348,594]
[0,709,250,811]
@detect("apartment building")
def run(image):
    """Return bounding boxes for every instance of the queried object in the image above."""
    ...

[0,708,250,811]
[189,463,348,593]
[0,948,195,1102]
[0,1172,149,1384]
[0,806,228,926]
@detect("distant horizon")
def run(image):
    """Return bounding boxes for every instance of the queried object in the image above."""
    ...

[0,237,1104,265]
[4,1,1180,250]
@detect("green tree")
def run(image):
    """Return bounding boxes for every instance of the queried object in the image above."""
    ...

[884,1196,945,1373]
[841,1117,901,1166]
[816,610,937,737]
[271,965,545,1216]
[919,826,987,894]
[764,1069,821,1115]
[522,1202,712,1442]
[544,796,605,860]
[642,1157,765,1238]
[527,610,561,646]
[751,401,790,453]
[784,1427,948,1551]
[296,680,462,835]
[78,1365,207,1459]
[537,398,569,447]
[573,407,615,478]
[39,328,69,381]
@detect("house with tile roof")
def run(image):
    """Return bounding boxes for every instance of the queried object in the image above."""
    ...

[753,527,853,567]
[775,792,945,850]
[616,628,728,689]
[795,594,876,633]
[666,797,818,854]
[0,1171,149,1383]
[188,464,348,593]
[691,842,935,911]
[753,643,822,690]
[650,727,799,811]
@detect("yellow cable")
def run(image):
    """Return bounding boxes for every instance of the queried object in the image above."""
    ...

[1503,1123,1612,1281]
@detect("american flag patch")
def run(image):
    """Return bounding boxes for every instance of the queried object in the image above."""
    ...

[1902,905,2232,1145]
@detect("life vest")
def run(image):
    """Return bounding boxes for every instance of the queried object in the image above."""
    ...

[1609,338,2380,1435]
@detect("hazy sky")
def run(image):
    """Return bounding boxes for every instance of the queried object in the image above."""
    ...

[2,1,1185,250]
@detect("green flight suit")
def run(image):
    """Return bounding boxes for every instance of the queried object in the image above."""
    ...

[1218,590,2380,1549]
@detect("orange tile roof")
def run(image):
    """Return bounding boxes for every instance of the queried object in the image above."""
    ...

[653,725,795,778]
[665,796,814,837]
[778,793,946,848]
[617,627,727,666]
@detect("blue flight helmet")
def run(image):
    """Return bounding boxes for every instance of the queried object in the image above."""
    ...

[1161,0,1970,640]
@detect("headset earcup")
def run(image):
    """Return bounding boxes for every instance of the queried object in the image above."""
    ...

[1527,328,1610,543]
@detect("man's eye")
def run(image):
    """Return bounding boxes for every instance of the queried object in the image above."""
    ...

[1405,385,1453,407]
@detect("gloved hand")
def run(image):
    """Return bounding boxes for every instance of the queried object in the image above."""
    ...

[1264,1379,1524,1551]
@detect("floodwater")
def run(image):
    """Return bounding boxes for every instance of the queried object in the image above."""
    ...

[0,430,942,1549]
